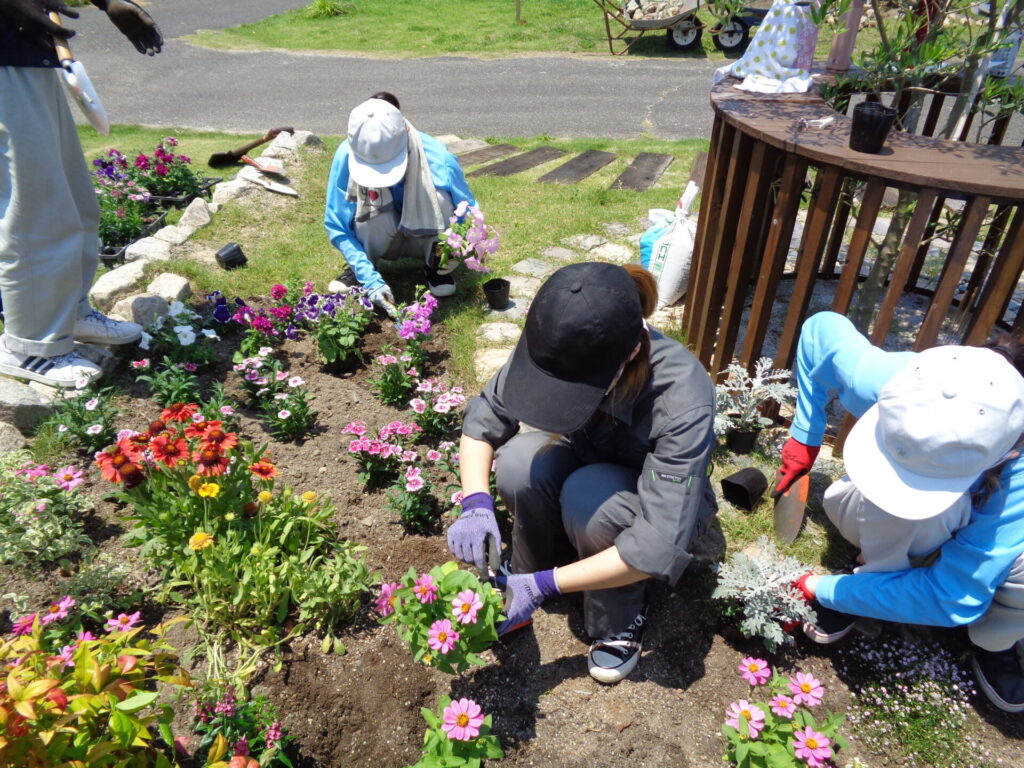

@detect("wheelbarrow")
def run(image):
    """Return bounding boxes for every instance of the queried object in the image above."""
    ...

[592,0,704,54]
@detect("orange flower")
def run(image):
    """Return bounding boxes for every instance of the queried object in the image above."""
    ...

[95,441,145,485]
[149,434,189,468]
[249,460,278,479]
[193,446,229,476]
[161,402,199,423]
[188,531,214,550]
[200,425,238,453]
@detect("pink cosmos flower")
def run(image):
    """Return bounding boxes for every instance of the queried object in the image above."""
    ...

[770,694,797,719]
[375,582,400,616]
[426,450,442,462]
[12,613,37,636]
[410,398,427,414]
[54,465,84,491]
[788,672,824,707]
[406,475,425,492]
[442,698,485,741]
[451,590,484,625]
[738,657,771,686]
[105,611,142,633]
[793,726,832,767]
[724,700,765,739]
[427,619,459,654]
[412,574,438,604]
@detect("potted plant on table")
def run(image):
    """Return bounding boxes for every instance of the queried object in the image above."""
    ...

[714,357,796,454]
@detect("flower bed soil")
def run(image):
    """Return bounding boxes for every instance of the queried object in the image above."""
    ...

[5,316,1024,768]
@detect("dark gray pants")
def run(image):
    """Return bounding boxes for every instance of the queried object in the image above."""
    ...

[495,431,646,638]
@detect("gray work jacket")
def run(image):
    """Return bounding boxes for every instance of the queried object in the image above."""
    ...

[462,329,717,585]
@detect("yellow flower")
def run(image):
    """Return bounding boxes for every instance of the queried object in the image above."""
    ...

[250,544,262,556]
[188,474,203,492]
[258,490,273,504]
[188,531,214,551]
[422,653,433,665]
[301,491,317,503]
[224,512,236,521]
[197,482,220,498]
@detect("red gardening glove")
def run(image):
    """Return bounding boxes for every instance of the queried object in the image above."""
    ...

[770,438,820,499]
[793,572,816,602]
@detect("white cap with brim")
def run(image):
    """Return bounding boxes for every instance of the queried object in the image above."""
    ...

[845,345,1024,521]
[347,98,409,188]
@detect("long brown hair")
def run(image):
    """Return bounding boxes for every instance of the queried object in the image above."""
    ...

[607,264,657,407]
[973,332,1024,505]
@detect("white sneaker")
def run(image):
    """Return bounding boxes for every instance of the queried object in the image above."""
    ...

[327,267,357,295]
[74,309,142,346]
[0,345,102,388]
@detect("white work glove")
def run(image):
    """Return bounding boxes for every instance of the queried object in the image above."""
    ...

[369,284,397,315]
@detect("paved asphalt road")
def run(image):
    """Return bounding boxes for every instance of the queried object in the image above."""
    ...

[65,0,723,139]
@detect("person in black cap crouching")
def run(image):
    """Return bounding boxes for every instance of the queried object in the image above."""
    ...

[450,262,717,683]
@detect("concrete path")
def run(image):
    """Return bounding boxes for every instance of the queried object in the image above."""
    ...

[66,0,722,139]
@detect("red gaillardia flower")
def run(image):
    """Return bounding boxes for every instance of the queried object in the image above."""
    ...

[249,460,278,480]
[149,434,189,468]
[201,424,238,453]
[193,446,230,476]
[161,402,199,423]
[184,419,210,439]
[96,442,144,485]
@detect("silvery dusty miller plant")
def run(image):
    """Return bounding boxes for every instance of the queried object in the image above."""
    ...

[715,357,797,435]
[713,536,817,652]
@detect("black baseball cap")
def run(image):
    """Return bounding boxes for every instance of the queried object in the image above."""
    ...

[503,262,644,433]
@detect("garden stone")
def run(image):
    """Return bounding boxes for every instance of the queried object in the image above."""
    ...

[590,243,634,264]
[74,344,117,376]
[603,222,633,238]
[261,131,299,159]
[539,246,576,262]
[147,273,192,302]
[178,198,212,232]
[474,348,512,383]
[484,298,528,321]
[112,293,169,327]
[627,233,642,247]
[292,130,324,148]
[125,237,171,263]
[0,379,52,433]
[89,260,147,305]
[212,179,256,207]
[507,275,542,298]
[0,421,27,453]
[445,137,489,155]
[562,234,607,251]
[153,225,190,246]
[476,322,521,346]
[512,258,557,279]
[207,202,220,214]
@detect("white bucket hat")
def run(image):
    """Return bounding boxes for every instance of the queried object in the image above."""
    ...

[346,98,408,188]
[845,345,1024,520]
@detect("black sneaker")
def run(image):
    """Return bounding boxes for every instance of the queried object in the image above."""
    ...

[587,608,646,684]
[327,267,358,295]
[802,602,856,645]
[973,644,1024,713]
[424,265,456,298]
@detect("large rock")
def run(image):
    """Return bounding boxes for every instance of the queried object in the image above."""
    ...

[562,234,607,251]
[111,293,169,327]
[147,273,192,302]
[261,131,299,159]
[0,379,52,433]
[507,275,542,298]
[590,242,634,264]
[476,322,521,346]
[539,246,577,262]
[511,258,557,279]
[178,197,212,232]
[89,260,147,305]
[484,298,528,321]
[603,222,633,238]
[292,130,324,148]
[474,348,511,383]
[212,179,257,206]
[74,344,117,376]
[0,421,27,453]
[125,237,171,263]
[152,225,190,245]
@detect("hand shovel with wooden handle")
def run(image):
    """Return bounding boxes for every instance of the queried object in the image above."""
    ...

[773,472,809,544]
[50,13,109,135]
[208,127,295,168]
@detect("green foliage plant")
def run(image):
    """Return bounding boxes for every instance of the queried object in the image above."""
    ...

[35,386,119,454]
[302,0,350,18]
[137,362,205,407]
[192,684,291,767]
[368,346,418,407]
[407,695,504,768]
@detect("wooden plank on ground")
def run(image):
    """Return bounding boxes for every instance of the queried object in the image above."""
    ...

[456,143,519,166]
[538,150,616,184]
[468,147,567,177]
[610,153,674,191]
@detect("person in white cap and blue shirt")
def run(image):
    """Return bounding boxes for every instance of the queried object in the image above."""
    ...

[324,92,477,307]
[774,310,1024,713]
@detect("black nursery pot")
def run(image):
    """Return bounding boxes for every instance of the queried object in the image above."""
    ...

[721,467,769,511]
[482,278,511,310]
[215,242,247,270]
[725,427,761,455]
[849,102,897,154]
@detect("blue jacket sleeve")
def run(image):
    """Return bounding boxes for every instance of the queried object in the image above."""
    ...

[323,141,386,295]
[789,311,914,446]
[419,133,476,210]
[817,459,1024,626]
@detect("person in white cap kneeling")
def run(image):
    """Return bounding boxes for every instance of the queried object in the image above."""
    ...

[323,92,477,307]
[773,311,1024,714]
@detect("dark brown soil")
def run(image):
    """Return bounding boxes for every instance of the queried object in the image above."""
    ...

[4,318,1024,768]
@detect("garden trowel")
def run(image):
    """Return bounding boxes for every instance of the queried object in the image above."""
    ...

[773,472,809,544]
[50,13,109,135]
[476,533,502,585]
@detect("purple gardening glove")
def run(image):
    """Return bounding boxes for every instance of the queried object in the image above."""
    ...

[447,492,501,571]
[496,570,560,635]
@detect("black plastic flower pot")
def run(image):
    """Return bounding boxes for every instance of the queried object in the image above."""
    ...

[215,242,247,270]
[720,467,769,511]
[725,427,761,455]
[849,102,897,154]
[482,278,511,311]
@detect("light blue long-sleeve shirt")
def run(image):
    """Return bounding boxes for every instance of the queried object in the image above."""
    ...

[794,311,1024,627]
[323,132,476,295]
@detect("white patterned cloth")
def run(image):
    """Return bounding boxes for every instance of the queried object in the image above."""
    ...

[714,0,817,93]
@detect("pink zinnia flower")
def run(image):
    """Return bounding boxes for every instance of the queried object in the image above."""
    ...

[788,672,824,707]
[442,698,485,741]
[52,644,76,668]
[724,700,765,739]
[76,630,96,643]
[41,596,75,625]
[375,582,400,616]
[12,612,37,636]
[793,726,832,767]
[770,694,796,719]
[412,574,438,604]
[105,611,141,633]
[451,590,483,625]
[427,619,459,654]
[738,656,771,686]
[54,465,84,491]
